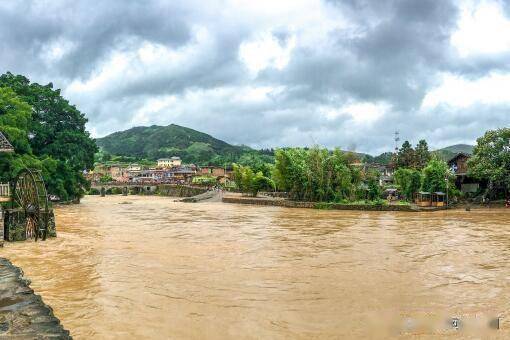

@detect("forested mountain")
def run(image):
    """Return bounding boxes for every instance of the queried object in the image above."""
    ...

[363,145,474,165]
[97,123,475,167]
[432,144,474,161]
[362,152,394,164]
[96,124,252,165]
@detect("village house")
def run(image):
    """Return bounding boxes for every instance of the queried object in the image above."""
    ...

[447,153,481,194]
[157,157,182,168]
[200,166,228,177]
[126,163,142,172]
[124,163,142,182]
[135,169,162,183]
[364,163,394,186]
[199,166,233,184]
[170,165,196,183]
[108,164,129,182]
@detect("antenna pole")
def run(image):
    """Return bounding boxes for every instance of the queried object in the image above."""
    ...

[394,131,400,153]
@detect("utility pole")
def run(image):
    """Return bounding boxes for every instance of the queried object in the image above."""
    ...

[392,131,400,169]
[445,176,449,210]
[394,131,400,154]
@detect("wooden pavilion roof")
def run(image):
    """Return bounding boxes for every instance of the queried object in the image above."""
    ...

[0,132,14,153]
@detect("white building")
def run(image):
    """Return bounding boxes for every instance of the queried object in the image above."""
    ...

[157,157,182,168]
[126,163,142,171]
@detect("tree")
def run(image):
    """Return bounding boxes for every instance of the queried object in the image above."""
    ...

[251,172,275,196]
[421,159,456,197]
[415,139,431,169]
[232,164,274,196]
[365,169,382,200]
[468,128,510,195]
[236,152,273,177]
[327,149,356,201]
[272,147,361,202]
[394,168,422,201]
[396,141,416,169]
[0,73,98,200]
[363,152,394,165]
[99,174,114,184]
[272,148,308,199]
[0,87,32,154]
[0,87,45,182]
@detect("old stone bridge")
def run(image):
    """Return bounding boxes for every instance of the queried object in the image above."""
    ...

[90,182,208,197]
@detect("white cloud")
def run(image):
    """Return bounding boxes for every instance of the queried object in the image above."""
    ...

[322,102,389,123]
[422,72,510,108]
[239,33,296,75]
[41,38,76,64]
[451,0,510,57]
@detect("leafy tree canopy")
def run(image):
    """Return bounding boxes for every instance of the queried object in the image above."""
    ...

[232,164,274,196]
[421,159,457,197]
[0,72,97,201]
[272,147,367,202]
[396,141,416,169]
[415,139,431,169]
[468,128,510,192]
[394,168,422,201]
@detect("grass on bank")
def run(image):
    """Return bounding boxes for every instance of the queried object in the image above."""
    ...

[314,199,389,210]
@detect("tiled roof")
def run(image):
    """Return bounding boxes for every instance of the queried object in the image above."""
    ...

[0,132,14,152]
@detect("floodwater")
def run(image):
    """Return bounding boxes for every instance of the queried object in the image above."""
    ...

[2,196,510,339]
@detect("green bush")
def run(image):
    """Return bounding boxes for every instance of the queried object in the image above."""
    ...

[422,159,458,198]
[372,198,386,206]
[110,187,123,195]
[394,168,422,201]
[233,164,274,196]
[88,188,100,195]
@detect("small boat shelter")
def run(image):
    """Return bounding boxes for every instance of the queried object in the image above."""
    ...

[432,192,446,207]
[415,192,431,207]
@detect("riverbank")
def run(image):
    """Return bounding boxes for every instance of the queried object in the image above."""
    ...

[222,194,430,211]
[0,258,71,338]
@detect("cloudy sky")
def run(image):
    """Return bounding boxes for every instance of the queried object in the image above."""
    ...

[1,0,509,154]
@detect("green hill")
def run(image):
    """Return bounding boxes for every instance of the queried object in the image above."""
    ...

[362,144,474,165]
[432,144,474,161]
[96,124,248,165]
[97,124,475,167]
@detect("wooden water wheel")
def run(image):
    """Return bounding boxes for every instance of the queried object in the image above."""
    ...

[10,169,50,241]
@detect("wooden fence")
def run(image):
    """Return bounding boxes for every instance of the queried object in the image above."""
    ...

[0,183,9,197]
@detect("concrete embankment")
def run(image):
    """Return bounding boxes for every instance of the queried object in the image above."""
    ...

[222,195,424,212]
[0,258,71,339]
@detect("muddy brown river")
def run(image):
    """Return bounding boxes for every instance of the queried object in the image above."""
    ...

[2,195,510,339]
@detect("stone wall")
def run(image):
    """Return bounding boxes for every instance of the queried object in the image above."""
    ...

[157,185,207,198]
[222,196,417,212]
[222,197,315,208]
[324,203,416,212]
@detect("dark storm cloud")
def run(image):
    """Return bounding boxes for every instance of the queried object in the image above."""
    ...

[260,0,458,110]
[1,0,510,154]
[0,1,191,78]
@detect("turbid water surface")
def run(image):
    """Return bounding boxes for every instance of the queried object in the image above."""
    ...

[2,195,510,339]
